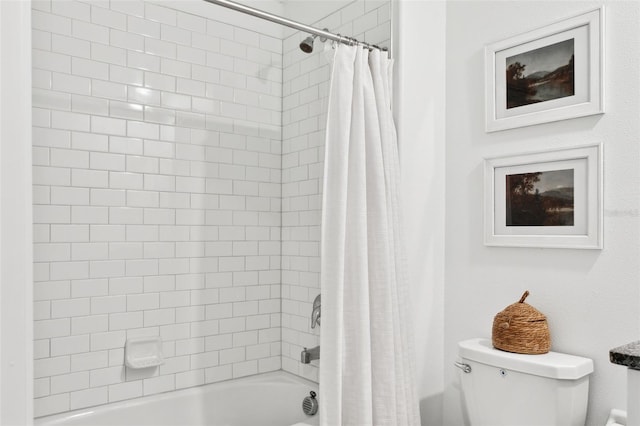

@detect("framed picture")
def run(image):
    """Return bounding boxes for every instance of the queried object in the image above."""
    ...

[484,144,602,249]
[485,7,604,132]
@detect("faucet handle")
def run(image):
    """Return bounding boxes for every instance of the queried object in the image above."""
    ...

[311,294,321,328]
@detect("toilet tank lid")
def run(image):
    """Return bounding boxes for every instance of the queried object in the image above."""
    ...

[458,338,594,380]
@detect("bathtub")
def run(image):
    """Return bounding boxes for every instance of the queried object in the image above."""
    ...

[35,371,319,426]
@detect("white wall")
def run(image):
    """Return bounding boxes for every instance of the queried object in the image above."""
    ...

[394,1,446,425]
[1,1,34,424]
[444,2,640,425]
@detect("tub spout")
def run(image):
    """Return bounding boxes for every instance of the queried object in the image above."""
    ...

[301,346,320,364]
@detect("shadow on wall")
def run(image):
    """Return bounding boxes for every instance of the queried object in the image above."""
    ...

[420,393,444,426]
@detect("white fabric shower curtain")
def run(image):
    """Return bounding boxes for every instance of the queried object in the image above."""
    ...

[319,45,420,426]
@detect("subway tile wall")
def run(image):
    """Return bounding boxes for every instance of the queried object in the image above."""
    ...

[32,0,283,417]
[280,0,391,382]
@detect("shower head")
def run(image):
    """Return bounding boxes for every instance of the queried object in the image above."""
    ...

[299,35,316,53]
[299,29,329,54]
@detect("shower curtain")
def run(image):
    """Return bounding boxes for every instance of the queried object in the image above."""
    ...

[319,45,420,426]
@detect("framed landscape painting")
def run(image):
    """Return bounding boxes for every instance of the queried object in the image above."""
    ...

[485,7,604,132]
[484,144,602,249]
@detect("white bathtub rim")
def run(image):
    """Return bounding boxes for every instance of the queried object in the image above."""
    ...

[35,370,319,424]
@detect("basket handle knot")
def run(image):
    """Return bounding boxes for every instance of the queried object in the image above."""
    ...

[518,290,530,303]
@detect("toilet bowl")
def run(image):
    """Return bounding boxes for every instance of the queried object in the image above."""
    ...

[457,338,594,426]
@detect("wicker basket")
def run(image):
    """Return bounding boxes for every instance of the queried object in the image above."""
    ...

[492,291,551,355]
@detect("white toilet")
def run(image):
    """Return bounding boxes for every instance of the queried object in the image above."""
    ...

[457,338,594,426]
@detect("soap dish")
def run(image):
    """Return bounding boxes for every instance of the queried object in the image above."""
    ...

[125,336,164,369]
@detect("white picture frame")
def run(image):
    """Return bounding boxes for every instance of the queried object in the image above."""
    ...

[485,7,604,132]
[484,144,603,249]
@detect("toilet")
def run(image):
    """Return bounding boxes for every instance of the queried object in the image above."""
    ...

[457,338,594,426]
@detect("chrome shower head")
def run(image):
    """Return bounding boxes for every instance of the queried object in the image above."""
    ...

[299,35,316,53]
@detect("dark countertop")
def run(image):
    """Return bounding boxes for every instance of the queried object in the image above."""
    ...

[610,341,640,370]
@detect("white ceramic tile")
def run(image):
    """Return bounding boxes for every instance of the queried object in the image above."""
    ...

[70,386,108,410]
[90,331,126,351]
[109,172,144,190]
[109,311,143,330]
[175,370,204,389]
[51,298,90,319]
[143,375,175,396]
[110,65,143,87]
[91,6,127,30]
[34,355,71,380]
[204,364,232,384]
[161,92,191,110]
[71,351,108,373]
[127,51,161,72]
[144,141,175,159]
[143,308,175,326]
[126,259,159,276]
[128,15,160,38]
[127,156,159,174]
[51,111,90,132]
[71,94,109,116]
[32,10,72,35]
[50,261,89,281]
[50,371,90,394]
[52,34,90,58]
[71,279,109,298]
[108,381,142,402]
[125,225,159,242]
[89,152,126,171]
[51,335,90,356]
[144,71,176,92]
[34,318,71,339]
[49,225,87,243]
[109,0,144,17]
[72,132,108,152]
[109,277,144,295]
[177,11,206,34]
[160,54,191,77]
[126,190,159,207]
[144,3,176,26]
[89,365,124,387]
[72,57,109,80]
[110,28,144,52]
[52,73,91,96]
[88,261,125,281]
[92,43,127,66]
[91,116,127,136]
[34,393,70,417]
[161,24,191,46]
[33,50,71,74]
[34,377,50,398]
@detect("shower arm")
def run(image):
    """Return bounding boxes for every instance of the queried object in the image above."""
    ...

[203,0,387,53]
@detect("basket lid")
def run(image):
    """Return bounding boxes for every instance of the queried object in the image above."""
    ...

[497,291,546,321]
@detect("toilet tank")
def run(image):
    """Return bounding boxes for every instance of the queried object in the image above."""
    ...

[458,338,594,426]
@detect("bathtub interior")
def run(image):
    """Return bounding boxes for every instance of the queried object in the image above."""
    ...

[35,371,320,426]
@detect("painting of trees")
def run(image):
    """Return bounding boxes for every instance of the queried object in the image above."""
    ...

[506,170,574,226]
[505,39,575,109]
[506,62,537,109]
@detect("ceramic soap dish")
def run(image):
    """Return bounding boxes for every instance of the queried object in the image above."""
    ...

[125,336,164,369]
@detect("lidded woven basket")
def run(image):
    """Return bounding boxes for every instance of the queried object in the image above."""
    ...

[492,291,551,355]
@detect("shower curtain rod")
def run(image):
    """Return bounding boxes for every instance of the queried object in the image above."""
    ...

[202,0,388,52]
